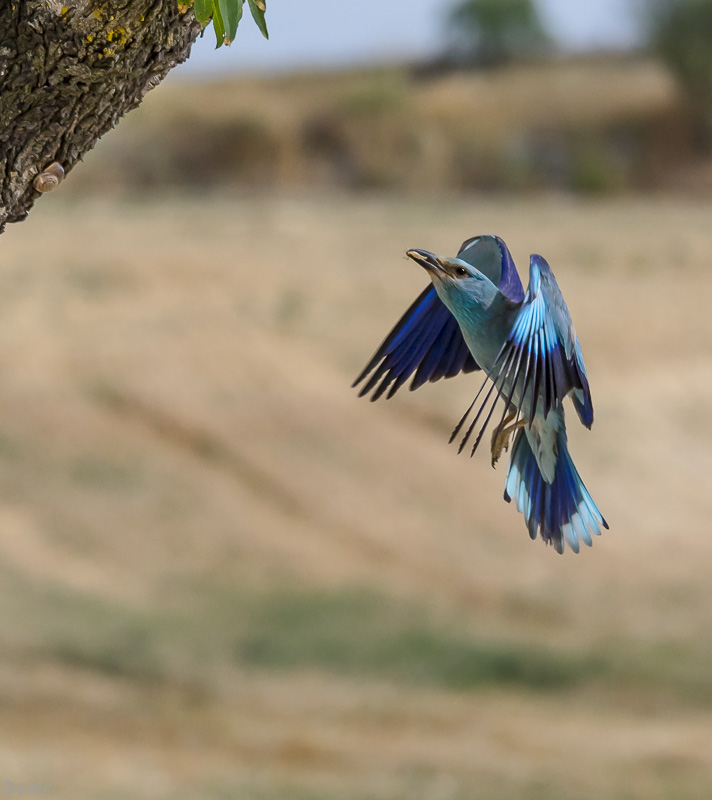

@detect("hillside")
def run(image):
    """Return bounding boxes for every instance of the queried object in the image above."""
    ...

[70,56,692,195]
[0,191,710,798]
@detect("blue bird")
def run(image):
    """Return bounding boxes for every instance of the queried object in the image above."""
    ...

[354,235,607,554]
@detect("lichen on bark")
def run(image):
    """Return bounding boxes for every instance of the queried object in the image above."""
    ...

[0,0,201,233]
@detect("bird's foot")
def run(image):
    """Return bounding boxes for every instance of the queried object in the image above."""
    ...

[491,418,527,468]
[490,427,511,467]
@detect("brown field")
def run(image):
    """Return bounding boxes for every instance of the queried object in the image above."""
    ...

[0,189,710,799]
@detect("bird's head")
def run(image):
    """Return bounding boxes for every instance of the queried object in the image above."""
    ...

[406,235,502,313]
[406,248,483,281]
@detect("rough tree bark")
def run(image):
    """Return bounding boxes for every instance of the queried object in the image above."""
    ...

[0,0,202,233]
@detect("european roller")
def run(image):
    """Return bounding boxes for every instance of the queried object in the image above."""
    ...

[354,235,607,554]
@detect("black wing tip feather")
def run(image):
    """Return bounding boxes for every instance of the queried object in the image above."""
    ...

[352,284,436,389]
[353,286,481,401]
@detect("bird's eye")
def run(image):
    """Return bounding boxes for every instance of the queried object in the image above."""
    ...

[455,267,468,277]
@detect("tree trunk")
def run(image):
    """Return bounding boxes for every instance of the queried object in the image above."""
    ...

[0,0,202,233]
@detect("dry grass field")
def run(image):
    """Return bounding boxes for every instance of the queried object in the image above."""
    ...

[0,189,710,799]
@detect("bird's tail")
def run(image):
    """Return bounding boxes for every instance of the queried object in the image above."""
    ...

[503,428,608,554]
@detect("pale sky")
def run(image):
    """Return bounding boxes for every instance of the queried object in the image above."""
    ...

[177,0,641,77]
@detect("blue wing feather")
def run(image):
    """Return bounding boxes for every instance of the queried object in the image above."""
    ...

[412,320,457,389]
[353,284,479,401]
[489,254,593,427]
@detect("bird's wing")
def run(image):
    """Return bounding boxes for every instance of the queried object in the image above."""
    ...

[353,284,480,401]
[490,254,593,426]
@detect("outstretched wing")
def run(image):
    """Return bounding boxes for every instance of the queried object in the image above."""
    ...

[491,254,593,427]
[353,284,479,401]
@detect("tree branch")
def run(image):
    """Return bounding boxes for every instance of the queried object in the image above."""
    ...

[0,0,202,233]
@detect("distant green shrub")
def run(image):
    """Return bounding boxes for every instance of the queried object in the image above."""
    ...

[570,141,623,194]
[644,0,712,150]
[447,0,551,67]
[339,79,408,116]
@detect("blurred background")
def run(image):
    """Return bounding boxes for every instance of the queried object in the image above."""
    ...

[1,1,712,798]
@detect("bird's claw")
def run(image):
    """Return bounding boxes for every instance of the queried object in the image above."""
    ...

[490,417,527,468]
[491,426,511,468]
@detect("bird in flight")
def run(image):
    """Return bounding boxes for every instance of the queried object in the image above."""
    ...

[354,235,607,554]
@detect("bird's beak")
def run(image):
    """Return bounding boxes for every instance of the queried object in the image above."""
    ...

[406,249,445,275]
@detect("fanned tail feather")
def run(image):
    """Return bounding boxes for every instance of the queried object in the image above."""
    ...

[503,428,608,554]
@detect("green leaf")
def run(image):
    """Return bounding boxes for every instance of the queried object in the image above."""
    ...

[193,0,212,25]
[247,0,269,39]
[183,0,264,49]
[212,1,226,48]
[218,0,243,45]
